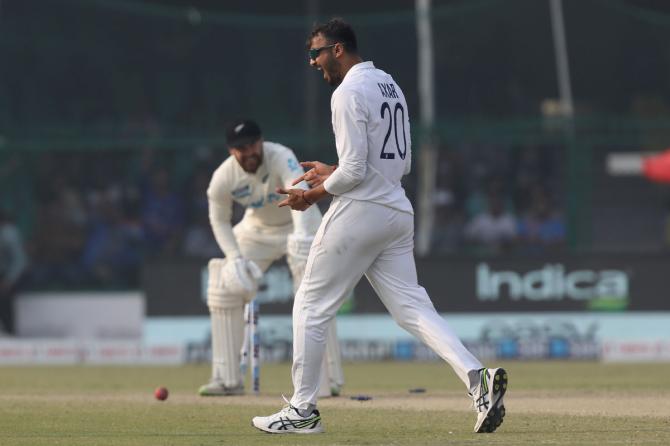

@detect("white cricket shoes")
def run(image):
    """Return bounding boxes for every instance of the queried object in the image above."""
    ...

[197,380,244,396]
[470,367,508,433]
[252,396,324,434]
[329,384,342,397]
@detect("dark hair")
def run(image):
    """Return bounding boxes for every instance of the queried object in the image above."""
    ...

[308,18,358,53]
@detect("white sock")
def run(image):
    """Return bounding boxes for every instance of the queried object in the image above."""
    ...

[296,405,316,417]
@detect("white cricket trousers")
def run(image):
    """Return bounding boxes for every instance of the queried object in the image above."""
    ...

[290,197,483,409]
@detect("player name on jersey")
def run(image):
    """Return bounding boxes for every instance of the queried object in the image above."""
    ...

[377,82,399,99]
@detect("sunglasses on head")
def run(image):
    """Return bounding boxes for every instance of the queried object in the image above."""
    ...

[309,44,337,60]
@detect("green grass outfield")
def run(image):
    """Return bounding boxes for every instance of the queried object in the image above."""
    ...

[0,361,669,445]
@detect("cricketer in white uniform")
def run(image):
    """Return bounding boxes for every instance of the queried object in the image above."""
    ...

[252,19,507,434]
[199,119,344,397]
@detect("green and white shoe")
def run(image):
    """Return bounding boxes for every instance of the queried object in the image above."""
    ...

[471,367,508,433]
[317,384,341,398]
[330,385,341,397]
[198,380,244,396]
[252,396,324,434]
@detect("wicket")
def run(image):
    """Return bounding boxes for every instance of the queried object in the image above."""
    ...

[240,300,260,394]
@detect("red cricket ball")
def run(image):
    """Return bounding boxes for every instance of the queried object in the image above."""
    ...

[154,386,169,401]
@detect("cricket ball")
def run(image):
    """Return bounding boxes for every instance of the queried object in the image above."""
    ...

[154,386,169,401]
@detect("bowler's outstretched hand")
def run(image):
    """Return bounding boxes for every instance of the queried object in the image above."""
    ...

[277,187,312,211]
[291,161,336,188]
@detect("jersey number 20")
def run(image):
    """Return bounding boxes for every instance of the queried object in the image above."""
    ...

[380,102,407,160]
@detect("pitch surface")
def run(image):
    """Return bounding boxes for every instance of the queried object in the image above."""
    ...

[0,361,668,445]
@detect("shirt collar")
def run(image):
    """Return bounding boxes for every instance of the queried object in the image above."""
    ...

[343,61,375,82]
[254,145,269,178]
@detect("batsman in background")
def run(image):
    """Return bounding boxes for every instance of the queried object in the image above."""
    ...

[199,118,344,397]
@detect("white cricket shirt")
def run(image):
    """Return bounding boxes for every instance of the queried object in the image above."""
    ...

[323,61,413,214]
[207,141,321,259]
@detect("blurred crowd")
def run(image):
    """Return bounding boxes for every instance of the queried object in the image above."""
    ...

[1,146,228,294]
[0,143,566,294]
[430,143,566,255]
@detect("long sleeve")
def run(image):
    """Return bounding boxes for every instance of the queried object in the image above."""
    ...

[207,174,242,259]
[278,148,322,236]
[323,89,368,196]
[316,61,413,214]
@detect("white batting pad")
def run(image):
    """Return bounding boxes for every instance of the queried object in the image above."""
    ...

[210,306,245,388]
[287,233,314,260]
[287,234,315,293]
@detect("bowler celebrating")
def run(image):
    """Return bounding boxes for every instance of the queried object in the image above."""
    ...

[252,19,507,434]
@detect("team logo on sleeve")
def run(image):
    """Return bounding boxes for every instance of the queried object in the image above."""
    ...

[287,158,300,172]
[232,185,251,199]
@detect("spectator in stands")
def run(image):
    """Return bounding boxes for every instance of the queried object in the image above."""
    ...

[140,166,185,256]
[466,176,509,220]
[0,209,28,335]
[517,186,566,252]
[464,191,517,254]
[432,188,466,254]
[183,166,222,259]
[511,145,555,213]
[432,149,467,254]
[81,188,143,287]
[29,176,88,287]
[183,212,223,259]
